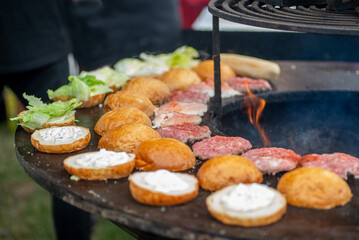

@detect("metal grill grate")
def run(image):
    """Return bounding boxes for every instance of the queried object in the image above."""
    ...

[208,0,359,36]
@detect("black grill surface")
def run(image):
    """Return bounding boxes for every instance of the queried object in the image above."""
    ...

[14,61,359,240]
[221,91,359,156]
[208,0,359,35]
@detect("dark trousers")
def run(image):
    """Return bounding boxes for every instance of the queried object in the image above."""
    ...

[52,197,94,240]
[1,57,93,240]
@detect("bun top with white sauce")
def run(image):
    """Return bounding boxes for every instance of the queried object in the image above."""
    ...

[66,149,135,169]
[32,126,90,145]
[129,169,198,196]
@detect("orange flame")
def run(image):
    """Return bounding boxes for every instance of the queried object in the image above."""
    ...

[242,81,271,147]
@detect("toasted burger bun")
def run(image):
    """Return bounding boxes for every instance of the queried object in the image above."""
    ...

[277,167,352,209]
[98,123,161,153]
[135,138,196,171]
[123,77,170,104]
[94,107,151,136]
[192,60,236,82]
[160,68,201,91]
[31,126,91,154]
[53,94,105,108]
[129,170,199,206]
[197,155,263,191]
[63,150,135,180]
[206,183,287,227]
[18,110,76,133]
[103,90,156,116]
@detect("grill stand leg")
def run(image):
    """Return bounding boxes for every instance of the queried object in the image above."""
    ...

[211,15,223,131]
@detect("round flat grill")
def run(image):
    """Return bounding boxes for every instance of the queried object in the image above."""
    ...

[208,0,359,36]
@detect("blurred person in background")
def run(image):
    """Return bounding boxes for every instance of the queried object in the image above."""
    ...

[0,0,180,239]
[0,0,72,106]
[0,1,96,239]
[69,0,181,70]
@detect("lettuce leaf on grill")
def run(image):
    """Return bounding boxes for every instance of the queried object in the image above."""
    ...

[79,66,129,89]
[166,46,199,68]
[114,46,200,77]
[10,93,81,130]
[47,75,113,101]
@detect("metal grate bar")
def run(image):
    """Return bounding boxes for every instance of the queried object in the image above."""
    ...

[209,0,359,36]
[225,1,357,28]
[250,3,357,24]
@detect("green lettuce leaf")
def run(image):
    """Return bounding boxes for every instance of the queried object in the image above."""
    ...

[24,94,46,108]
[166,46,200,68]
[47,85,69,100]
[10,93,81,130]
[71,75,105,87]
[69,76,91,101]
[80,66,129,89]
[113,58,145,76]
[89,84,113,96]
[48,75,113,101]
[139,52,168,66]
[113,45,200,77]
[16,112,51,130]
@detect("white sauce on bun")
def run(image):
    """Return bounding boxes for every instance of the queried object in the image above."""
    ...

[220,183,275,212]
[143,170,189,193]
[74,149,135,168]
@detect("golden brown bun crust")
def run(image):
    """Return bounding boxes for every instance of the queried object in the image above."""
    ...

[103,90,156,116]
[109,85,119,92]
[197,155,263,191]
[123,77,170,104]
[135,138,196,171]
[277,167,353,209]
[206,196,287,227]
[98,123,161,153]
[18,110,76,133]
[192,60,236,82]
[94,107,151,136]
[160,68,201,91]
[129,180,198,206]
[31,127,91,154]
[63,157,135,181]
[53,94,106,108]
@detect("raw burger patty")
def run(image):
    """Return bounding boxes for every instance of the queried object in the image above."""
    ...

[152,112,202,129]
[242,147,301,174]
[169,90,210,104]
[227,77,272,93]
[155,101,208,116]
[301,152,359,179]
[156,124,211,143]
[192,135,252,160]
